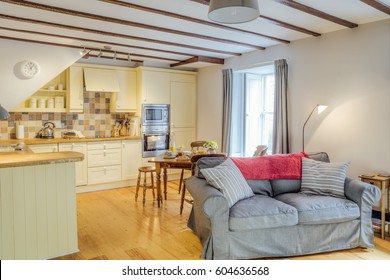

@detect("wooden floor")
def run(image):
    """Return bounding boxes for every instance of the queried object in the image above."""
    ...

[56,181,390,260]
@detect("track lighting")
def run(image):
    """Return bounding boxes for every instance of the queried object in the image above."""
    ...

[128,53,132,62]
[80,47,87,56]
[113,51,117,60]
[98,49,102,57]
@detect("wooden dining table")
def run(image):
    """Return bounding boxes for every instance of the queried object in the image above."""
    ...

[148,157,192,207]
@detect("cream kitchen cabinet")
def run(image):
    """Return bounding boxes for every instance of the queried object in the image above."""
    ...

[83,67,120,93]
[121,140,142,180]
[171,127,196,151]
[136,68,170,115]
[59,142,87,186]
[111,69,137,113]
[87,141,122,185]
[170,75,196,128]
[67,65,84,112]
[28,143,58,153]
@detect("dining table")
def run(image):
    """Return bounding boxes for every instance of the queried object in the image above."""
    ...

[148,156,192,207]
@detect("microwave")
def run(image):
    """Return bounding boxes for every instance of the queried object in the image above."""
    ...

[142,104,170,125]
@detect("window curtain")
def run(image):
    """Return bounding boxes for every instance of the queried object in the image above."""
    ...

[272,59,290,154]
[221,69,233,155]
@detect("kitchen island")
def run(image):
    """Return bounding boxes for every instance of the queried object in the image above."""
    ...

[0,146,83,259]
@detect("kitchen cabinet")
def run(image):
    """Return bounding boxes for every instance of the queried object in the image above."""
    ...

[87,141,122,184]
[171,127,196,151]
[121,140,142,180]
[83,67,120,93]
[67,65,84,112]
[111,69,137,113]
[28,143,58,153]
[136,68,170,113]
[11,70,67,113]
[170,77,196,128]
[59,142,87,186]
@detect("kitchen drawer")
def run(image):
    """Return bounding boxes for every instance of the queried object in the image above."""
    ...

[87,149,121,167]
[87,165,121,184]
[87,141,121,150]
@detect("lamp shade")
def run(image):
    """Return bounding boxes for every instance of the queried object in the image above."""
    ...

[0,104,9,120]
[208,0,260,24]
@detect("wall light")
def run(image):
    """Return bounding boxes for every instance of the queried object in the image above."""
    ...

[0,104,10,120]
[302,104,328,152]
[208,0,260,24]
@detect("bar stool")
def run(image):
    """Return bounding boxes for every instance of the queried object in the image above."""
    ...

[135,166,156,205]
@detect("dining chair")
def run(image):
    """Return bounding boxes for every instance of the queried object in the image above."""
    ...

[178,141,207,194]
[180,153,227,214]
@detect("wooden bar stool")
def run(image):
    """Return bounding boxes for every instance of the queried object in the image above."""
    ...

[135,166,156,205]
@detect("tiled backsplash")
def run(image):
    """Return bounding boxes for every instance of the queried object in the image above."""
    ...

[0,92,134,139]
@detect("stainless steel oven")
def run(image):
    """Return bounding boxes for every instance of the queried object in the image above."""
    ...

[142,124,170,158]
[142,104,170,125]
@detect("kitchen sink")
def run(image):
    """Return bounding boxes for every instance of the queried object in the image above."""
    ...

[0,143,25,152]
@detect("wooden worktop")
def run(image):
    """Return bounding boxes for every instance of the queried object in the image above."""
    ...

[0,135,142,145]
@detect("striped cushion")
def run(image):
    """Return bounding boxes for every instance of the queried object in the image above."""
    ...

[202,158,254,207]
[300,157,349,198]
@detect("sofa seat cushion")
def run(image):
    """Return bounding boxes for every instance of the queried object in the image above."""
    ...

[275,193,360,225]
[229,195,298,231]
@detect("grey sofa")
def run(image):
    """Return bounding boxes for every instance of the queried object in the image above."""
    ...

[186,153,381,260]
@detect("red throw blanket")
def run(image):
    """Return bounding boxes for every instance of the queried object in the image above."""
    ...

[230,152,309,180]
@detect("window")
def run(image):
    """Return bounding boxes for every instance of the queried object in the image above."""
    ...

[230,64,275,157]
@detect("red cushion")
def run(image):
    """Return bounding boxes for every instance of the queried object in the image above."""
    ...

[230,152,309,180]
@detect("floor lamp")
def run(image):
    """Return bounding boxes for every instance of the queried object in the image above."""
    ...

[302,104,327,152]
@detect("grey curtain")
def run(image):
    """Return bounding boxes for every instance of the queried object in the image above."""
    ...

[272,59,290,154]
[221,69,233,155]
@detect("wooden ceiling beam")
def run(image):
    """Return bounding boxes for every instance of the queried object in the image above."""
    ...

[273,0,358,28]
[190,0,321,37]
[0,0,265,50]
[0,14,241,56]
[0,26,195,58]
[259,15,321,37]
[360,0,390,15]
[0,35,176,62]
[170,56,224,68]
[100,0,290,44]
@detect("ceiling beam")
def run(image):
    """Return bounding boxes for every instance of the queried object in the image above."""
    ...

[273,0,358,28]
[259,15,321,37]
[170,56,224,68]
[100,0,290,44]
[190,0,321,37]
[0,14,241,56]
[360,0,390,15]
[0,26,202,59]
[0,35,175,62]
[0,0,265,50]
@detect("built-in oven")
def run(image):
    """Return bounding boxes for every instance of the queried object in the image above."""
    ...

[142,104,170,125]
[142,124,170,158]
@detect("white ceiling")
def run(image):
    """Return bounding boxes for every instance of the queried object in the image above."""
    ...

[0,0,389,69]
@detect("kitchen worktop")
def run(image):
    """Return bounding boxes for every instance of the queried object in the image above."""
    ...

[0,135,142,145]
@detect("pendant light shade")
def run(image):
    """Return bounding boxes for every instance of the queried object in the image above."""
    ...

[208,0,260,24]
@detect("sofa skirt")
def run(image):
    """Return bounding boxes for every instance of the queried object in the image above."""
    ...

[204,220,361,260]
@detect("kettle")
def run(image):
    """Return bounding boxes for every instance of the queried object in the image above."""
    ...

[37,122,55,138]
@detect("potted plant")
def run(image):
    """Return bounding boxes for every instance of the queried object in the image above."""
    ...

[203,141,218,154]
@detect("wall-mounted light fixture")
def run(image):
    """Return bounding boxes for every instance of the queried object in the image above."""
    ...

[208,0,260,24]
[0,104,10,120]
[302,104,328,152]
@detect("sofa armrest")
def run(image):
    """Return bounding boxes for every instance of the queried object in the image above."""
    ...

[186,176,229,218]
[344,177,381,247]
[186,176,231,259]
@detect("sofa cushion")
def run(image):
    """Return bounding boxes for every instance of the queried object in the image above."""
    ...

[300,157,349,198]
[195,157,227,178]
[247,180,273,196]
[229,195,298,231]
[271,179,301,196]
[202,158,254,207]
[275,193,360,225]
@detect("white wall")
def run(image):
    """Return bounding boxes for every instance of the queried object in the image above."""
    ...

[0,38,82,110]
[197,19,390,178]
[197,65,223,145]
